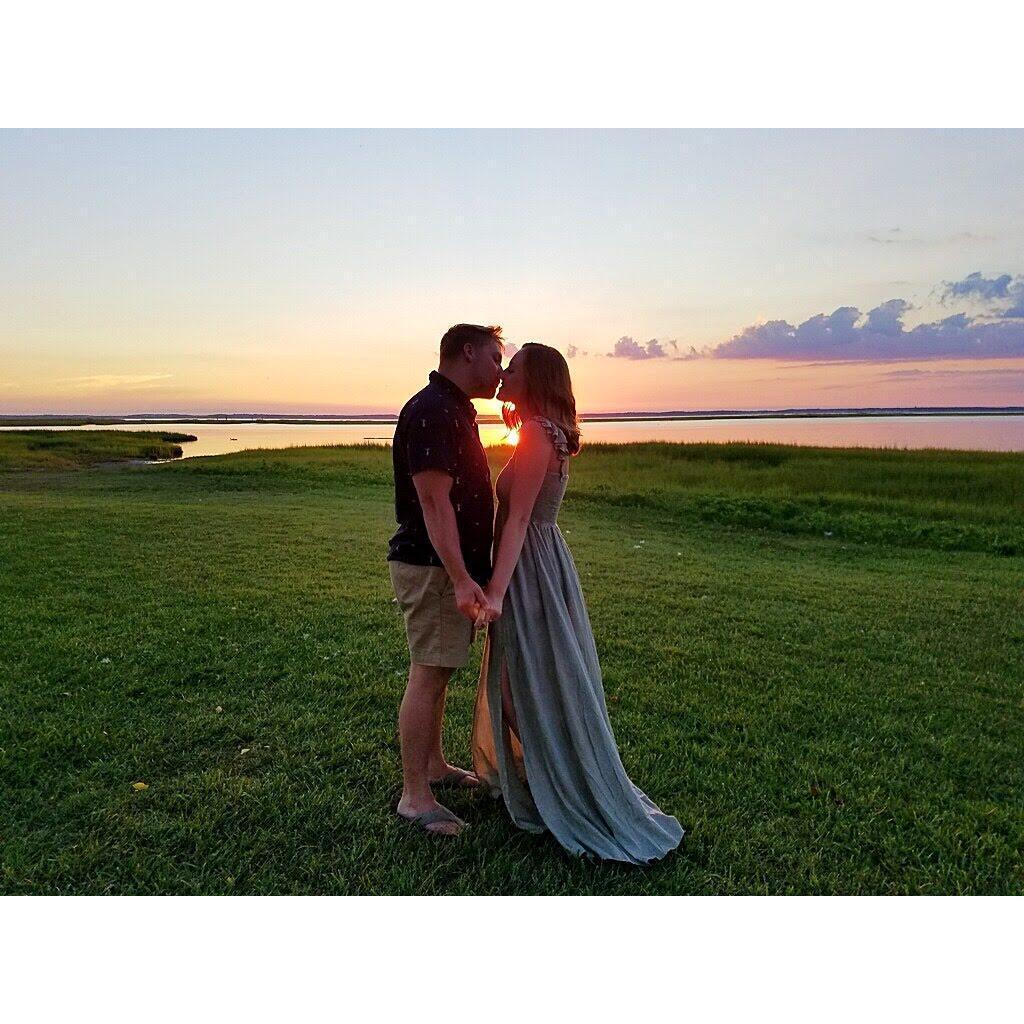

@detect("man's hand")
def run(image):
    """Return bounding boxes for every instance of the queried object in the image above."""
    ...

[413,471,486,625]
[475,585,504,626]
[454,576,487,622]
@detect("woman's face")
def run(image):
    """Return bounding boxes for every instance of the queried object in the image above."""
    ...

[497,349,527,406]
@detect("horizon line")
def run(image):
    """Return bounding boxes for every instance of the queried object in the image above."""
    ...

[3,403,1024,425]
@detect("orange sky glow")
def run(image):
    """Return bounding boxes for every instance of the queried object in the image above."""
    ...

[5,351,1022,417]
[2,130,1022,416]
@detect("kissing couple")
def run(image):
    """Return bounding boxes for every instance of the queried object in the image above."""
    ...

[387,324,683,864]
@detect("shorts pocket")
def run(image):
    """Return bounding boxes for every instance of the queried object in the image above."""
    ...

[427,566,453,597]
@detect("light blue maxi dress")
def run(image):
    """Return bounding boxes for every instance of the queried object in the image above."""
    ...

[472,416,684,864]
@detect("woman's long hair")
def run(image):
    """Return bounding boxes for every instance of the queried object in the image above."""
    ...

[502,343,582,455]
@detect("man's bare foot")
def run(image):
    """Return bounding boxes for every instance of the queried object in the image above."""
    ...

[397,795,466,836]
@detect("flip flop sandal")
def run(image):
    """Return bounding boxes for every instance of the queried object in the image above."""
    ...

[397,806,467,835]
[430,768,481,790]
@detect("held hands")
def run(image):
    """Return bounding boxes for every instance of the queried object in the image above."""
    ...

[473,585,504,630]
[454,576,503,633]
[455,577,488,623]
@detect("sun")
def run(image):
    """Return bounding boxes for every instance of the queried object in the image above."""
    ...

[506,428,520,446]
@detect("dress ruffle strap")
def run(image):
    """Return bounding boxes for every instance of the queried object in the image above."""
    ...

[527,416,570,478]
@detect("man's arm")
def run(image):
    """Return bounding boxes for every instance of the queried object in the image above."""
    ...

[412,469,487,621]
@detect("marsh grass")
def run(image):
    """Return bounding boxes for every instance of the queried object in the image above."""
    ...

[0,430,196,471]
[1,435,1022,894]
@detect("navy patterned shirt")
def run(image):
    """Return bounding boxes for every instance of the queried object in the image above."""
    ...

[387,371,494,585]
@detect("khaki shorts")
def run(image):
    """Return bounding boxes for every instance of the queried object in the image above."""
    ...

[389,561,474,668]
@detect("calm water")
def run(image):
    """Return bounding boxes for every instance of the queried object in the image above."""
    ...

[4,416,1024,457]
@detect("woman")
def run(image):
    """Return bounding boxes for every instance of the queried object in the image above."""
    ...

[472,343,683,864]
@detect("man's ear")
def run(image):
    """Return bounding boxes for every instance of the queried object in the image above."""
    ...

[462,342,475,363]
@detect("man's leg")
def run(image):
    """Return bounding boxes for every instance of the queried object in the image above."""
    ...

[425,678,480,786]
[397,662,461,835]
[389,562,477,833]
[426,676,449,778]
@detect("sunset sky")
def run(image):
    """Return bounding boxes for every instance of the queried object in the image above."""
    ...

[2,129,1023,416]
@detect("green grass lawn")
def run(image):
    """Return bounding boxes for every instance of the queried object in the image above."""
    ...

[1,434,1022,894]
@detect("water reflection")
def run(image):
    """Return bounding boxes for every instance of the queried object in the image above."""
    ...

[2,415,1023,458]
[570,415,1024,452]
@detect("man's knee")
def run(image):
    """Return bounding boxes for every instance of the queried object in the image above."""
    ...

[408,662,455,692]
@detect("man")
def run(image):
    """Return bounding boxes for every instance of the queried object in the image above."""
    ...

[388,324,504,836]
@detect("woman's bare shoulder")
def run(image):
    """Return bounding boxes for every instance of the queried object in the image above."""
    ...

[518,419,564,473]
[519,418,552,441]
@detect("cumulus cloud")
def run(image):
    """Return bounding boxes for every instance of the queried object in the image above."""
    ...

[608,336,678,360]
[599,272,1024,363]
[712,304,1024,361]
[942,271,1012,301]
[941,272,1024,317]
[864,299,913,336]
[709,274,1024,361]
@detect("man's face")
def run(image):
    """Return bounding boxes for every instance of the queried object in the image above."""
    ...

[470,339,504,399]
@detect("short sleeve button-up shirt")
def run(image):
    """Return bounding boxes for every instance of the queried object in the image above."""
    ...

[387,371,494,585]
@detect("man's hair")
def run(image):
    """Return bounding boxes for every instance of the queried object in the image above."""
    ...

[439,324,504,362]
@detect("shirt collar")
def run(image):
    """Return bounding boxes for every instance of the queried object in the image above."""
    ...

[429,371,477,421]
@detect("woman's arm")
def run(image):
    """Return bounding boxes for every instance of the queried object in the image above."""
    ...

[484,421,552,616]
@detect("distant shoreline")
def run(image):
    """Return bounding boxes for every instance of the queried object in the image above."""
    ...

[3,406,1023,428]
